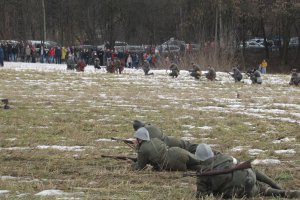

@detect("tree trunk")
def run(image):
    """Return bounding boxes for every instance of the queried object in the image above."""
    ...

[261,17,269,60]
[41,0,46,43]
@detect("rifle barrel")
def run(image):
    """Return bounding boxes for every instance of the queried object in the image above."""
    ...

[183,160,252,177]
[101,155,137,162]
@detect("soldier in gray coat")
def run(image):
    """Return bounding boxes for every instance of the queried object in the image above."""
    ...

[189,63,202,80]
[289,68,300,86]
[132,127,201,171]
[133,120,198,153]
[194,144,300,199]
[169,63,180,78]
[229,67,243,82]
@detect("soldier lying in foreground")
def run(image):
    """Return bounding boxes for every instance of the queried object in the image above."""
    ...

[131,127,201,171]
[133,120,198,154]
[188,143,300,199]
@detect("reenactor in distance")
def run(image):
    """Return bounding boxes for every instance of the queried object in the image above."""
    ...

[66,55,76,70]
[132,127,201,171]
[193,143,300,199]
[205,66,216,81]
[94,57,101,70]
[247,68,262,84]
[133,120,198,154]
[289,68,300,86]
[169,63,180,78]
[142,60,154,76]
[114,58,123,74]
[189,62,202,80]
[106,59,115,73]
[229,67,243,82]
[76,59,87,72]
[1,98,9,109]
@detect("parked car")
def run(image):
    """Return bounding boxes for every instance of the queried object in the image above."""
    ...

[161,37,186,52]
[186,43,200,52]
[239,41,265,49]
[289,37,299,47]
[158,44,181,54]
[125,45,145,54]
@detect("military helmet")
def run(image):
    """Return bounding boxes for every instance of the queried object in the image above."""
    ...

[133,120,145,131]
[134,127,150,141]
[195,143,214,161]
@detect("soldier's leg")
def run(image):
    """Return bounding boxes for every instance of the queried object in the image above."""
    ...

[254,169,282,189]
[262,187,300,198]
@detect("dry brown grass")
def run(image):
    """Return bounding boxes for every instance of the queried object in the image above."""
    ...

[0,68,299,199]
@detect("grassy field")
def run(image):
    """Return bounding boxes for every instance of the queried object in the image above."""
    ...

[0,65,299,199]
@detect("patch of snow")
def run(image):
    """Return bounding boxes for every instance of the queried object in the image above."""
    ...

[248,149,266,155]
[95,138,114,142]
[36,145,87,152]
[182,125,195,129]
[35,189,67,196]
[16,193,31,197]
[0,147,32,151]
[0,190,9,195]
[231,146,251,152]
[0,176,17,180]
[274,149,296,154]
[5,138,17,141]
[272,137,296,144]
[252,159,281,165]
[181,136,196,141]
[198,126,213,130]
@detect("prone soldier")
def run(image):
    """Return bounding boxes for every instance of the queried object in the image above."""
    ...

[191,144,299,199]
[229,67,243,82]
[247,68,262,84]
[142,60,154,75]
[66,55,76,70]
[189,63,202,80]
[132,127,201,171]
[76,59,87,72]
[289,68,300,86]
[169,63,180,78]
[94,57,101,69]
[133,120,198,154]
[205,66,216,81]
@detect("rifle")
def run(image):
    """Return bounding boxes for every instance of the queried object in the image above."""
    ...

[183,160,252,177]
[101,154,137,162]
[111,137,136,149]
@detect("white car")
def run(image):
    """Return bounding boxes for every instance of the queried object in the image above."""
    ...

[240,41,265,49]
[289,37,299,47]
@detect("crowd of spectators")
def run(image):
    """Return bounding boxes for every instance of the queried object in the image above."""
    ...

[0,40,194,70]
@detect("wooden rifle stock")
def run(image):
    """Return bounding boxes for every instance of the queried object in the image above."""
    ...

[101,155,137,162]
[183,160,252,177]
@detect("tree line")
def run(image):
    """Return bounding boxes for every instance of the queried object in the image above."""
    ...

[0,0,299,71]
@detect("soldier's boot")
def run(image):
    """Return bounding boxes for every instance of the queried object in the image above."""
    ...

[263,188,285,197]
[254,170,282,189]
[264,188,300,199]
[286,190,300,198]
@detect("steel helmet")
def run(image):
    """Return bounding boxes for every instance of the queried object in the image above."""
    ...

[195,143,214,161]
[133,120,145,131]
[134,127,150,141]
